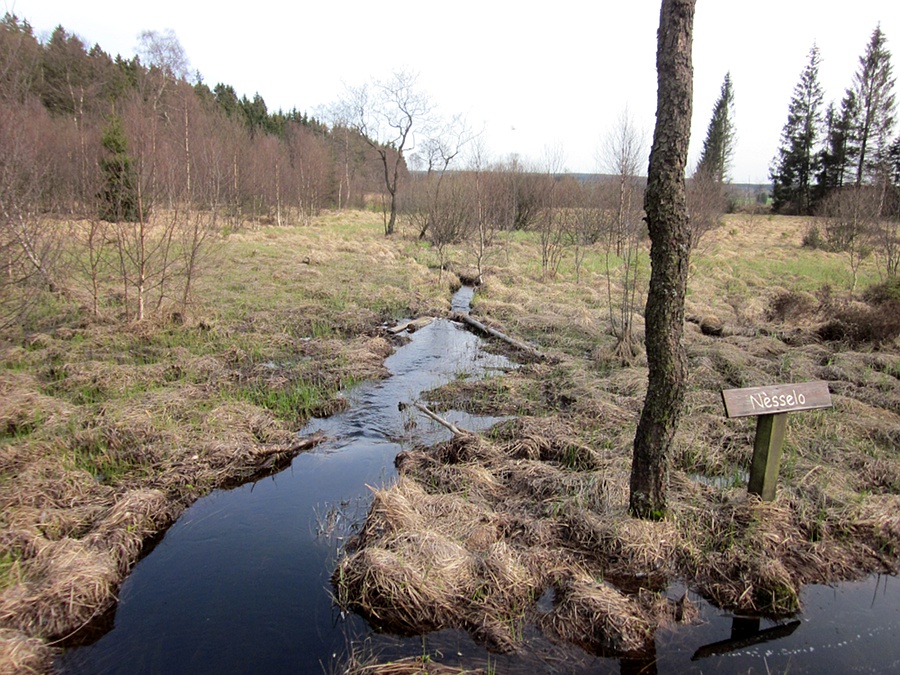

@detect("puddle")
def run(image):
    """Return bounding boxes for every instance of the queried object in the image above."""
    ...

[653,575,900,674]
[55,288,900,674]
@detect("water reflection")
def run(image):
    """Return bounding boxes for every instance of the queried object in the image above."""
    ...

[57,291,513,674]
[692,616,801,661]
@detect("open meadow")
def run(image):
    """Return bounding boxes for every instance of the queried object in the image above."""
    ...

[1,209,899,672]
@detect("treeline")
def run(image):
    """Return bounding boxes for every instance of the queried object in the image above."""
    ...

[770,25,899,219]
[0,14,396,220]
[0,14,404,325]
[769,25,900,283]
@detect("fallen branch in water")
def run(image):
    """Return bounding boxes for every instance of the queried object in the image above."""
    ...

[254,433,327,471]
[412,403,469,436]
[289,432,328,453]
[389,317,434,334]
[452,313,546,361]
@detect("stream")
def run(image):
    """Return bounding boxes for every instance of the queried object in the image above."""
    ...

[56,287,900,674]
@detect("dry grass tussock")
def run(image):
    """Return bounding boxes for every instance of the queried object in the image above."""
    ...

[0,629,50,675]
[0,490,179,640]
[335,421,697,656]
[338,654,490,675]
[0,211,454,670]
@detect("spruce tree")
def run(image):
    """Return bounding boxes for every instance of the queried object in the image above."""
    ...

[696,72,736,184]
[98,115,139,222]
[771,46,824,214]
[815,96,859,204]
[848,24,896,186]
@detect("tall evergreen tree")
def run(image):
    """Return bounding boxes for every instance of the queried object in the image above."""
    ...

[696,72,735,183]
[213,83,241,118]
[815,96,859,204]
[771,45,824,214]
[98,115,139,222]
[40,25,92,114]
[848,24,896,186]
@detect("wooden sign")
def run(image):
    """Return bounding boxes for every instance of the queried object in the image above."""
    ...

[721,381,832,501]
[721,381,832,419]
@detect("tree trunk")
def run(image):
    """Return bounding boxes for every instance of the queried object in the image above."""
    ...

[629,0,695,519]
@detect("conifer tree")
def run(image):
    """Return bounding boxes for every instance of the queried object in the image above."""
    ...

[98,115,139,222]
[815,96,858,204]
[770,45,824,214]
[847,24,896,186]
[696,72,735,184]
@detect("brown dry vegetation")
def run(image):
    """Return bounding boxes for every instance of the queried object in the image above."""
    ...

[0,210,448,671]
[333,213,900,669]
[1,210,899,673]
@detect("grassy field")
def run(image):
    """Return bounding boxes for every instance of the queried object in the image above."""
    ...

[1,209,899,672]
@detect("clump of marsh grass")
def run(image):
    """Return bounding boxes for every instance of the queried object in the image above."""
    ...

[0,628,51,675]
[334,419,699,657]
[0,490,179,639]
[337,651,490,675]
[539,573,654,653]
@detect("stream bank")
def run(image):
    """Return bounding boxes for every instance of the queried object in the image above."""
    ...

[55,287,513,673]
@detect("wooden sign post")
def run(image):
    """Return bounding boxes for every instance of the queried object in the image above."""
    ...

[721,381,832,501]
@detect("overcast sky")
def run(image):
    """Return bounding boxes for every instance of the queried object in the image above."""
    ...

[6,1,898,183]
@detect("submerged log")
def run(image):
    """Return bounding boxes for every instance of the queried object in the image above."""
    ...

[412,403,469,436]
[452,313,546,361]
[240,433,328,478]
[288,432,327,453]
[389,317,435,334]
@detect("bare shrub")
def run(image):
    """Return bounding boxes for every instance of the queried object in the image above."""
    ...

[863,277,900,304]
[0,99,67,326]
[426,174,476,283]
[599,110,648,362]
[818,301,900,344]
[687,167,726,250]
[816,186,879,291]
[766,289,818,323]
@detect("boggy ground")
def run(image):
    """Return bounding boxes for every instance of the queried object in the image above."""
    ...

[0,211,449,673]
[1,210,898,674]
[332,213,900,672]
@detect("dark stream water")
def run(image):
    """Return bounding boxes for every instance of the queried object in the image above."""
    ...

[56,288,900,674]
